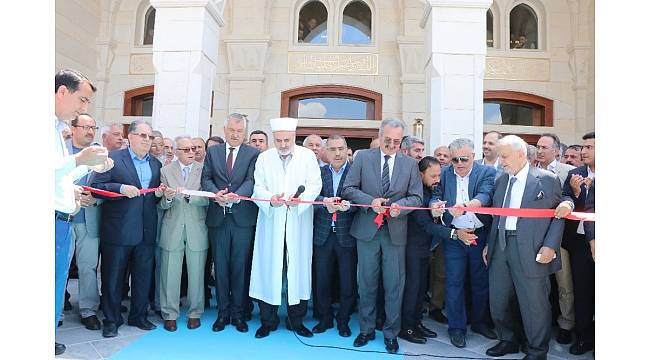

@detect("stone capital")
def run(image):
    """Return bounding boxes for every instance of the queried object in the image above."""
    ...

[150,0,225,27]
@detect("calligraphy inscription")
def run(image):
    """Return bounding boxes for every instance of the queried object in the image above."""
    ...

[485,57,550,81]
[288,52,378,75]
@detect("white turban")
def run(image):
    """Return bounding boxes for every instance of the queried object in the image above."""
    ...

[269,117,298,132]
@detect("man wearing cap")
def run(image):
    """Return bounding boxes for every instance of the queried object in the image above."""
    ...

[248,117,322,339]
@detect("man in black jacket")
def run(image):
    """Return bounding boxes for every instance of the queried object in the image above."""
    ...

[312,135,357,337]
[399,156,449,344]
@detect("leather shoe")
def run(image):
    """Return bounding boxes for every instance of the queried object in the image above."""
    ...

[353,332,375,347]
[522,356,546,360]
[232,319,248,333]
[102,322,118,338]
[255,324,277,338]
[164,320,177,332]
[384,338,399,354]
[338,323,352,337]
[211,317,230,332]
[429,308,448,324]
[449,330,466,348]
[187,318,201,330]
[289,323,314,338]
[398,328,427,344]
[556,328,572,344]
[120,305,128,313]
[569,340,594,355]
[128,318,157,331]
[55,342,66,355]
[57,320,63,327]
[471,323,497,340]
[416,322,437,338]
[486,340,519,357]
[312,322,334,334]
[81,315,101,330]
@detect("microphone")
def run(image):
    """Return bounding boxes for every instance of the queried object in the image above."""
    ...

[292,185,305,199]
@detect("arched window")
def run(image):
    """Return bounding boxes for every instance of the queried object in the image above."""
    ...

[486,9,494,48]
[483,91,553,127]
[298,1,328,44]
[143,7,156,45]
[342,1,372,45]
[281,85,382,120]
[124,86,154,116]
[510,4,538,49]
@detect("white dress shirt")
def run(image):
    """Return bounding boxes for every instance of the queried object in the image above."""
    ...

[379,150,396,181]
[503,162,530,230]
[225,143,241,165]
[451,168,484,229]
[55,118,88,213]
[180,162,193,181]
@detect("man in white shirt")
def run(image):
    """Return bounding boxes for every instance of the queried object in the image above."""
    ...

[484,135,564,360]
[54,69,112,355]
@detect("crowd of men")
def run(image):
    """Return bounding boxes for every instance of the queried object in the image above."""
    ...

[54,69,595,359]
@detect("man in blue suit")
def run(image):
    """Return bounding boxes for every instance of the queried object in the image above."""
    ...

[91,120,163,338]
[312,135,358,337]
[430,138,496,348]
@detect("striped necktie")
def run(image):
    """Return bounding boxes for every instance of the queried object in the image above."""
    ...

[382,155,391,196]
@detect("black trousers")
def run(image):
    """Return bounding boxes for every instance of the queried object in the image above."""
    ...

[401,252,429,329]
[565,233,595,341]
[209,215,255,321]
[100,242,154,327]
[313,230,357,326]
[258,299,308,328]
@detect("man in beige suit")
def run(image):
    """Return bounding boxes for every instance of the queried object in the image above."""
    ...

[158,136,210,332]
[536,133,576,345]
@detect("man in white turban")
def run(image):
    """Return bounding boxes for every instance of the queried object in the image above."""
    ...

[248,117,322,339]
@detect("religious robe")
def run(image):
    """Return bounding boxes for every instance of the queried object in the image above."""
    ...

[248,145,322,305]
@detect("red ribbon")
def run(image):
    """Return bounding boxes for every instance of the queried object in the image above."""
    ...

[81,186,158,198]
[80,187,594,223]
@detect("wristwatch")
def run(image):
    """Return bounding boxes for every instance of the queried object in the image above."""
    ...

[450,229,458,240]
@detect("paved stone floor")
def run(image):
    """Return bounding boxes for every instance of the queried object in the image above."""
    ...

[55,280,593,359]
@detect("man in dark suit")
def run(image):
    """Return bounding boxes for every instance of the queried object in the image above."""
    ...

[91,120,163,338]
[555,131,595,355]
[430,138,496,348]
[342,118,423,354]
[201,113,259,333]
[312,135,357,337]
[400,156,448,344]
[483,135,564,360]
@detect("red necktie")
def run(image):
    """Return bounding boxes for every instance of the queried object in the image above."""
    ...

[226,147,234,178]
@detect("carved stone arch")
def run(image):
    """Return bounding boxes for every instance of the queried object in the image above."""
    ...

[487,0,501,48]
[134,0,155,46]
[506,0,547,50]
[339,0,376,45]
[292,0,334,44]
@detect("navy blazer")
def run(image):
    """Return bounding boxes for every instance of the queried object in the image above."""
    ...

[432,163,496,228]
[313,164,357,247]
[91,148,162,246]
[407,186,453,258]
[201,143,259,228]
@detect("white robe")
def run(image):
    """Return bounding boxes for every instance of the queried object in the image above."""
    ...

[248,146,322,305]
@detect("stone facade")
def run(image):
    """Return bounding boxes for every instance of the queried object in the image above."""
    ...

[55,0,594,147]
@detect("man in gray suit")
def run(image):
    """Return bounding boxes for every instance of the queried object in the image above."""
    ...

[483,135,564,360]
[535,133,576,344]
[342,118,423,354]
[66,113,103,331]
[158,136,210,332]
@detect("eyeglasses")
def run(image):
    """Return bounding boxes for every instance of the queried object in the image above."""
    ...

[72,125,99,132]
[132,132,155,141]
[451,156,471,163]
[177,147,197,153]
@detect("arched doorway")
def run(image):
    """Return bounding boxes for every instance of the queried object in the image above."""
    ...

[281,84,382,150]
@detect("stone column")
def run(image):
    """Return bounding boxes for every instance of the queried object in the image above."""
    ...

[149,0,225,139]
[568,0,594,138]
[420,0,492,150]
